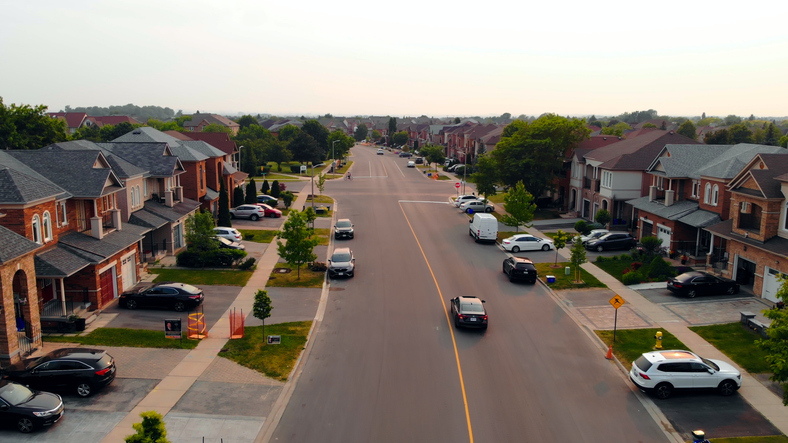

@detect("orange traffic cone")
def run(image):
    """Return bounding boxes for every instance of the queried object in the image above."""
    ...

[605,345,613,360]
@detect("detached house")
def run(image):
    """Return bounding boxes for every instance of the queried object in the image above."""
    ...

[706,153,788,300]
[183,113,240,135]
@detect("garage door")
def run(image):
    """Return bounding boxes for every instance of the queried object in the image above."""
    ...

[657,225,671,249]
[763,267,787,303]
[99,268,116,305]
[121,254,136,291]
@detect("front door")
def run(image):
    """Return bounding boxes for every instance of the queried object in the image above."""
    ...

[99,268,116,305]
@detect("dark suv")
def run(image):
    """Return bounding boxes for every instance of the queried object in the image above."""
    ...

[584,233,636,252]
[2,348,116,397]
[334,219,354,239]
[328,247,355,278]
[502,257,538,283]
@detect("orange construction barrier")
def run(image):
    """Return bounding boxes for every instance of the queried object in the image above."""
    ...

[229,307,245,339]
[187,311,207,339]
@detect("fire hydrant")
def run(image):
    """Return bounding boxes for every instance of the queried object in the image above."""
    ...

[655,331,663,349]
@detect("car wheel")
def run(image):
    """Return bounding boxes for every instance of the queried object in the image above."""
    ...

[687,289,697,298]
[502,264,507,274]
[512,246,520,253]
[485,207,493,213]
[454,316,460,328]
[250,214,259,221]
[596,245,604,252]
[654,382,673,399]
[77,382,93,397]
[269,213,276,218]
[718,380,737,396]
[542,244,550,251]
[173,301,187,312]
[16,417,34,433]
[125,299,137,310]
[726,286,736,295]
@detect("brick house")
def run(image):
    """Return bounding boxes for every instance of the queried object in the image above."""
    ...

[705,153,788,300]
[627,144,786,264]
[183,112,240,135]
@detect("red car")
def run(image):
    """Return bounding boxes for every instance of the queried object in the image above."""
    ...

[256,203,282,218]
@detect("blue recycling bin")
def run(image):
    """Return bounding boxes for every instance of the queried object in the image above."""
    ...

[546,275,556,284]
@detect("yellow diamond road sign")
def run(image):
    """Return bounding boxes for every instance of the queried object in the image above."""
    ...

[609,295,625,309]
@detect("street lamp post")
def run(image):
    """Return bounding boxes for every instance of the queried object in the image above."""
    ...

[237,145,245,173]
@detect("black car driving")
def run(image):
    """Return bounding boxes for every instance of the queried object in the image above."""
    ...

[2,348,115,398]
[450,296,488,329]
[334,219,355,239]
[667,271,740,298]
[120,282,204,312]
[502,256,538,283]
[0,381,64,433]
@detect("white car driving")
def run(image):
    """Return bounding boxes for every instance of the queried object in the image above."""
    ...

[501,234,554,252]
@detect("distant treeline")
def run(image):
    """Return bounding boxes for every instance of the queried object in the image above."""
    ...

[62,104,177,122]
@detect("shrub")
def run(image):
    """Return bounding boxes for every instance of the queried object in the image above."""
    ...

[622,268,630,275]
[574,220,589,235]
[176,250,204,268]
[631,262,643,271]
[622,271,644,285]
[281,190,295,208]
[309,261,327,272]
[596,255,606,262]
[279,182,287,192]
[238,257,256,270]
[639,236,663,257]
[271,180,281,198]
[620,253,631,261]
[646,256,676,281]
[289,164,301,173]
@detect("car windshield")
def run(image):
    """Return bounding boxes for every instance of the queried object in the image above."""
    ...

[676,273,700,283]
[0,383,34,405]
[701,357,720,371]
[178,284,201,294]
[590,232,606,239]
[332,253,352,262]
[336,221,352,228]
[461,303,485,314]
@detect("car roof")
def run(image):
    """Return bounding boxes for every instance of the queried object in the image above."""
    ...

[154,282,201,292]
[337,218,351,223]
[509,256,534,264]
[42,347,107,362]
[333,247,351,254]
[642,350,699,363]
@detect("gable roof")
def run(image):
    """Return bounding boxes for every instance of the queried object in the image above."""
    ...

[47,112,87,129]
[0,225,39,264]
[165,131,237,156]
[45,140,147,179]
[697,144,787,180]
[97,142,183,178]
[85,115,142,127]
[648,144,732,178]
[183,113,240,129]
[0,151,69,204]
[583,131,701,170]
[728,153,788,199]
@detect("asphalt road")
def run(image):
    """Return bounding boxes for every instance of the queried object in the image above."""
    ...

[270,146,668,442]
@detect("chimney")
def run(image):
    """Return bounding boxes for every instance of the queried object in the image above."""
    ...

[649,185,657,202]
[665,189,674,206]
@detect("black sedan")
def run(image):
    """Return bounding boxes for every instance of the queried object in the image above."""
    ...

[584,233,637,252]
[120,282,204,312]
[2,348,116,398]
[0,381,64,433]
[667,271,740,298]
[502,256,538,283]
[450,296,488,329]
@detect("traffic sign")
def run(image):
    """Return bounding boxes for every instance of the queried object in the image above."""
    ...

[609,295,625,309]
[455,182,461,189]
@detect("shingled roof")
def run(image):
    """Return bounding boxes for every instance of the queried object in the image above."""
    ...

[0,151,70,203]
[583,131,701,170]
[729,153,788,199]
[0,225,39,264]
[45,140,146,179]
[96,142,182,178]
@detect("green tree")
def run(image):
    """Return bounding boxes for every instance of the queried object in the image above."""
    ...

[281,190,295,208]
[492,114,590,198]
[420,144,445,171]
[595,209,612,227]
[125,410,170,443]
[145,119,182,132]
[704,129,730,144]
[0,98,67,149]
[219,180,232,227]
[569,235,587,283]
[271,180,281,198]
[278,124,300,142]
[499,181,536,232]
[253,289,273,339]
[470,154,498,200]
[552,230,573,266]
[70,124,102,142]
[245,178,257,204]
[697,117,723,127]
[232,185,244,209]
[185,211,216,251]
[236,115,258,129]
[388,117,397,141]
[289,131,321,164]
[764,123,781,146]
[317,173,326,194]
[302,119,330,154]
[600,122,632,136]
[371,129,382,141]
[276,210,319,279]
[202,123,232,134]
[454,117,461,124]
[757,275,788,404]
[676,120,697,140]
[391,131,409,147]
[729,123,754,144]
[262,180,271,195]
[328,130,354,160]
[724,115,743,126]
[353,123,368,141]
[265,140,292,171]
[779,134,788,148]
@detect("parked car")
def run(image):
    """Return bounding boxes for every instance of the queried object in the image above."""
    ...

[398,152,412,158]
[501,234,553,252]
[630,349,741,399]
[120,282,205,312]
[377,149,384,155]
[407,161,416,168]
[230,204,265,221]
[256,203,282,218]
[415,157,424,164]
[0,381,64,433]
[213,227,242,242]
[575,229,609,244]
[502,257,538,283]
[450,296,488,329]
[213,236,245,250]
[2,348,116,398]
[447,164,461,172]
[453,194,478,207]
[667,271,739,298]
[257,194,278,207]
[328,247,355,278]
[459,199,494,213]
[334,219,355,239]
[584,233,636,252]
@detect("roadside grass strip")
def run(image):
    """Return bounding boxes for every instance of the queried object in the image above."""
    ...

[220,321,311,381]
[45,327,199,349]
[149,268,254,286]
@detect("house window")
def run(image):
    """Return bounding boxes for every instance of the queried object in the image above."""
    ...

[57,201,68,226]
[740,203,762,232]
[691,180,700,198]
[602,171,612,188]
[704,183,712,204]
[199,165,204,190]
[143,180,148,197]
[784,202,788,230]
[32,214,42,244]
[131,188,136,207]
[42,211,52,241]
[712,184,719,206]
[174,223,183,249]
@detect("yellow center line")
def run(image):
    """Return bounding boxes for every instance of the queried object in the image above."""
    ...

[399,201,474,443]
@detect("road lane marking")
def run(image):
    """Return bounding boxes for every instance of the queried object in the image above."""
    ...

[399,201,474,443]
[394,162,406,177]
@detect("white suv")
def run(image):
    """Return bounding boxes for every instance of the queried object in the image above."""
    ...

[459,199,494,213]
[629,350,741,399]
[453,194,478,207]
[213,227,242,242]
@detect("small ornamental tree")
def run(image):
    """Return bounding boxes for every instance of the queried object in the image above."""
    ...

[276,210,318,279]
[218,180,232,227]
[253,289,273,339]
[595,209,611,228]
[574,220,589,235]
[186,211,216,251]
[569,235,587,283]
[232,186,244,208]
[317,173,326,194]
[281,190,295,208]
[271,180,281,198]
[125,410,170,443]
[757,275,788,404]
[262,179,271,195]
[551,230,573,266]
[499,181,536,232]
[245,178,257,204]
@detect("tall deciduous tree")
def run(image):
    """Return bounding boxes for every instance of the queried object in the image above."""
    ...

[236,115,258,129]
[218,180,232,227]
[253,290,273,340]
[353,123,368,141]
[391,131,409,147]
[492,114,590,198]
[676,120,697,140]
[729,123,754,144]
[499,181,536,232]
[388,117,397,141]
[704,129,730,144]
[420,144,445,171]
[185,211,216,251]
[245,178,257,204]
[202,123,232,134]
[0,98,67,149]
[289,131,321,164]
[757,275,788,404]
[265,140,292,171]
[276,210,318,279]
[471,154,498,200]
[371,129,382,141]
[302,119,329,154]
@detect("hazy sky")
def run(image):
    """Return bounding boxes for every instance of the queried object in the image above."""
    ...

[2,1,787,118]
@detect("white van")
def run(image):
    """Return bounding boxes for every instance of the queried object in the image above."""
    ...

[469,213,498,243]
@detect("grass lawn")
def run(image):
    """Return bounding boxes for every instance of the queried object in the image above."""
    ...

[535,262,606,290]
[690,322,772,373]
[311,228,330,246]
[257,173,302,181]
[267,262,324,288]
[595,328,688,367]
[220,321,311,381]
[306,195,334,204]
[45,327,199,350]
[239,229,278,243]
[149,268,253,287]
[593,256,634,283]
